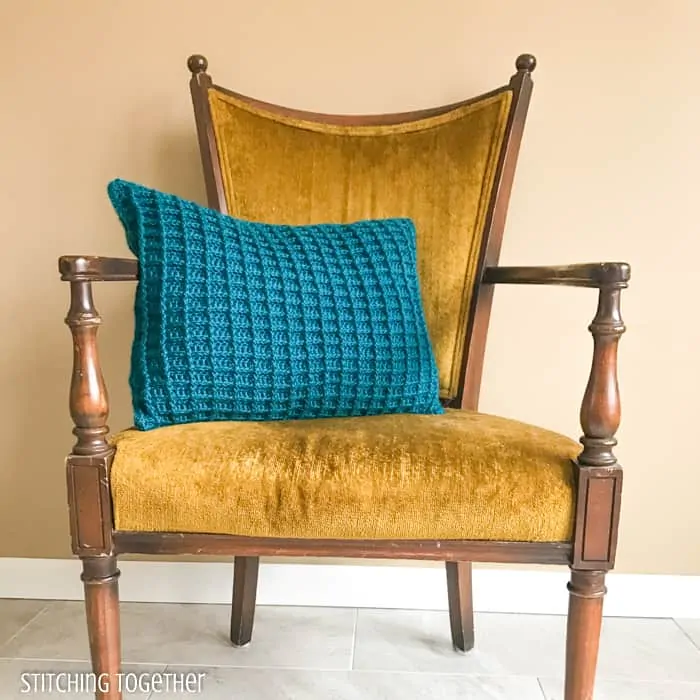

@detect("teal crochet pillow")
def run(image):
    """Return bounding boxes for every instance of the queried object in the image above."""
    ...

[107,179,444,430]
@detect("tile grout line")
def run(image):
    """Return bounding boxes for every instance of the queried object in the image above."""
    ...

[349,608,359,670]
[672,619,700,653]
[153,662,550,679]
[139,661,168,700]
[0,656,91,663]
[0,604,51,655]
[147,664,174,700]
[0,657,169,668]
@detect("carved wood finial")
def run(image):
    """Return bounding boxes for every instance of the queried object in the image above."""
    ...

[578,285,626,466]
[65,281,110,456]
[187,54,209,75]
[515,54,537,73]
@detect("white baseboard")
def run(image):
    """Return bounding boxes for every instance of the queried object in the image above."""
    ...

[1,558,698,618]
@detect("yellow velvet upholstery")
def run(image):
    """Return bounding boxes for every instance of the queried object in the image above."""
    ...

[110,410,579,542]
[207,89,512,398]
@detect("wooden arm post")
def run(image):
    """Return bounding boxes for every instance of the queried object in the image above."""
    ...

[579,285,625,468]
[572,282,626,570]
[63,277,116,555]
[63,276,116,555]
[59,254,140,554]
[66,280,110,456]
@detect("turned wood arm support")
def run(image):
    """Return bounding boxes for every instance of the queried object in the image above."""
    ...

[58,256,138,457]
[59,255,138,282]
[483,261,631,467]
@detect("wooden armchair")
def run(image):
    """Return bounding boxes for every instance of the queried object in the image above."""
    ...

[58,53,630,700]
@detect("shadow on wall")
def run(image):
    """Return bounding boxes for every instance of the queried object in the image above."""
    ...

[1,125,207,558]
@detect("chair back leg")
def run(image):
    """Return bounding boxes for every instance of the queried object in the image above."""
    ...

[230,555,260,646]
[446,561,475,652]
[565,569,606,700]
[82,556,122,700]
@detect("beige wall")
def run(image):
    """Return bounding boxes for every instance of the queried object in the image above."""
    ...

[1,1,698,573]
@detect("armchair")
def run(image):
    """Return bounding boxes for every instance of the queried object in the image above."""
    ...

[58,54,630,700]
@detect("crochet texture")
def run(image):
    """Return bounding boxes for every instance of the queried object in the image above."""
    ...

[108,179,443,430]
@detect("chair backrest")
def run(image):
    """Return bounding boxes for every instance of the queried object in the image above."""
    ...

[187,54,535,409]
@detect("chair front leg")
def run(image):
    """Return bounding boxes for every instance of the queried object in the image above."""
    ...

[565,570,606,700]
[82,556,122,700]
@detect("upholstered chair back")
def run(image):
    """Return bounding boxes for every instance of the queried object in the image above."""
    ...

[189,56,534,405]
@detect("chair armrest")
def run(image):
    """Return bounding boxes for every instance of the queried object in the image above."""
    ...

[59,255,138,282]
[484,260,631,469]
[482,262,630,289]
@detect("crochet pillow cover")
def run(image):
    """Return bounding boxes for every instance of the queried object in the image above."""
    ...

[107,179,443,430]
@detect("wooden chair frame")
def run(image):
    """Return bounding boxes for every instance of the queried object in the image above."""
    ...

[58,53,630,700]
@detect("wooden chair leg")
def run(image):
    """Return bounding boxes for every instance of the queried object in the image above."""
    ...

[230,556,260,647]
[446,561,475,652]
[565,569,607,700]
[81,556,122,700]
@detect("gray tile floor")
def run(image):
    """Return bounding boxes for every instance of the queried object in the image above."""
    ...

[1,598,699,698]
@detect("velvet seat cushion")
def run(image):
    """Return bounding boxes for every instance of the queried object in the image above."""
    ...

[110,410,579,542]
